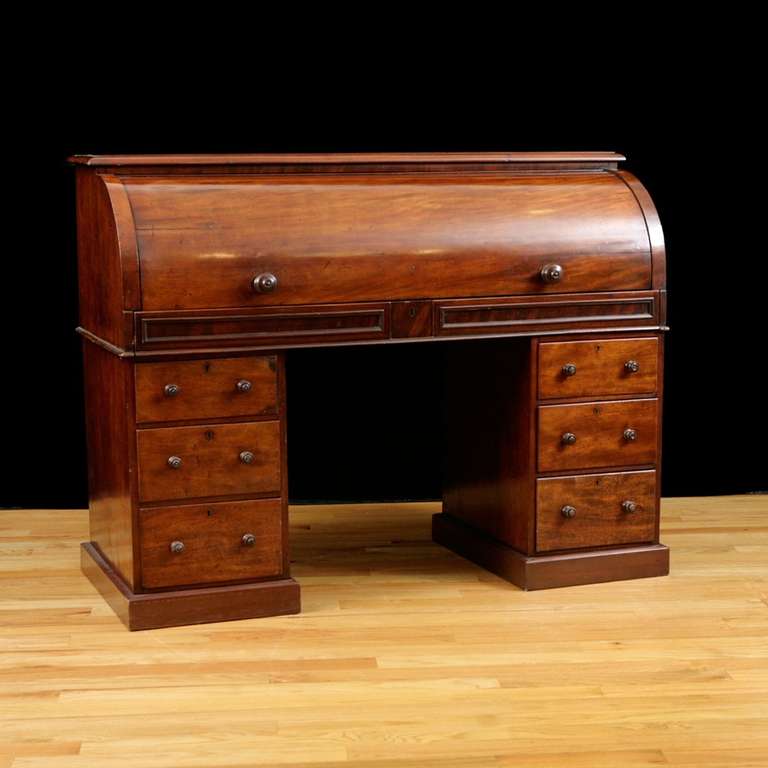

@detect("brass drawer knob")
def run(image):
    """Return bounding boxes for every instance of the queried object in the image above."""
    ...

[561,363,577,377]
[561,432,577,445]
[167,455,183,469]
[623,428,638,442]
[622,500,638,513]
[239,450,255,465]
[241,533,256,546]
[164,383,180,397]
[624,359,640,373]
[236,379,252,393]
[561,505,577,519]
[540,264,563,283]
[169,540,185,554]
[252,272,278,293]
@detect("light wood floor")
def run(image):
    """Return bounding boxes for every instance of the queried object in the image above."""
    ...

[0,496,766,768]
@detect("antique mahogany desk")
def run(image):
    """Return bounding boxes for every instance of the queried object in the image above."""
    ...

[70,152,669,630]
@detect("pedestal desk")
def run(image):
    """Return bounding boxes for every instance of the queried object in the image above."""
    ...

[70,152,669,630]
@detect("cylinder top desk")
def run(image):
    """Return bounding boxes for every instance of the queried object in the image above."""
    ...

[70,152,669,630]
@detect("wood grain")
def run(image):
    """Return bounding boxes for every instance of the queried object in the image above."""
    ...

[0,496,765,766]
[136,421,281,503]
[126,173,652,309]
[139,498,283,589]
[538,398,659,472]
[538,337,659,399]
[536,470,657,552]
[135,355,278,424]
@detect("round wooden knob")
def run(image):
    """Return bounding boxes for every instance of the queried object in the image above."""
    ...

[252,273,278,293]
[622,500,638,513]
[169,540,185,554]
[561,505,576,519]
[241,533,256,546]
[239,450,255,465]
[167,456,183,469]
[623,428,638,442]
[561,432,577,445]
[562,363,577,377]
[236,379,252,393]
[164,384,180,397]
[624,360,640,373]
[540,264,563,283]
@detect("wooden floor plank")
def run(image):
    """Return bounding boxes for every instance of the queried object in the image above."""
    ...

[0,496,766,767]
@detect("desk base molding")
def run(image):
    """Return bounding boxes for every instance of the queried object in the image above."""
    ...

[81,543,300,631]
[432,513,669,590]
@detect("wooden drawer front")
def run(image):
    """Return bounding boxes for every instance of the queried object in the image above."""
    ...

[539,337,658,399]
[140,499,283,589]
[136,356,278,423]
[125,173,651,310]
[536,470,657,552]
[538,399,658,472]
[137,421,281,503]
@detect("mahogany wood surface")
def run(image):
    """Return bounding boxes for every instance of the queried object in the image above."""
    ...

[126,173,652,310]
[432,512,669,590]
[538,398,659,472]
[81,340,138,588]
[135,355,278,424]
[136,421,282,503]
[535,470,657,553]
[139,498,283,589]
[81,543,300,631]
[538,337,659,399]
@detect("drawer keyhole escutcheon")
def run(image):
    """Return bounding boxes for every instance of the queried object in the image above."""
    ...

[625,359,640,373]
[540,263,563,283]
[252,273,278,293]
[562,363,577,377]
[561,432,577,445]
[236,379,252,393]
[169,540,185,554]
[163,384,180,397]
[239,450,255,465]
[241,533,256,546]
[167,456,183,469]
[561,505,577,519]
[622,500,638,513]
[623,428,638,442]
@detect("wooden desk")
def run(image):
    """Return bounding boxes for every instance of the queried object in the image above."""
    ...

[70,152,669,630]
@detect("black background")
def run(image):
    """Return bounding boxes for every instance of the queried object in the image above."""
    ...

[3,59,764,508]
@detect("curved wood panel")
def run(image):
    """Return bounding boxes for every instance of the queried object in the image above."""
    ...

[124,172,653,310]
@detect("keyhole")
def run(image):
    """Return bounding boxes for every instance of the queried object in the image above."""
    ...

[409,306,417,319]
[205,430,215,441]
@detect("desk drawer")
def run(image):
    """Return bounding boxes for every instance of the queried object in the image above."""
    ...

[536,470,657,552]
[140,498,283,589]
[136,356,278,423]
[137,421,281,503]
[538,399,658,472]
[539,337,658,399]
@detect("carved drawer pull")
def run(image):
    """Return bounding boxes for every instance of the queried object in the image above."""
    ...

[164,383,180,397]
[236,379,252,393]
[622,500,638,513]
[561,363,577,376]
[241,533,256,546]
[169,540,185,554]
[239,450,255,465]
[561,505,576,519]
[561,432,577,445]
[624,360,640,373]
[167,456,183,469]
[623,428,638,441]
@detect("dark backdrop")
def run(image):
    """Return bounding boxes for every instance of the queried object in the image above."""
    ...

[4,71,764,508]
